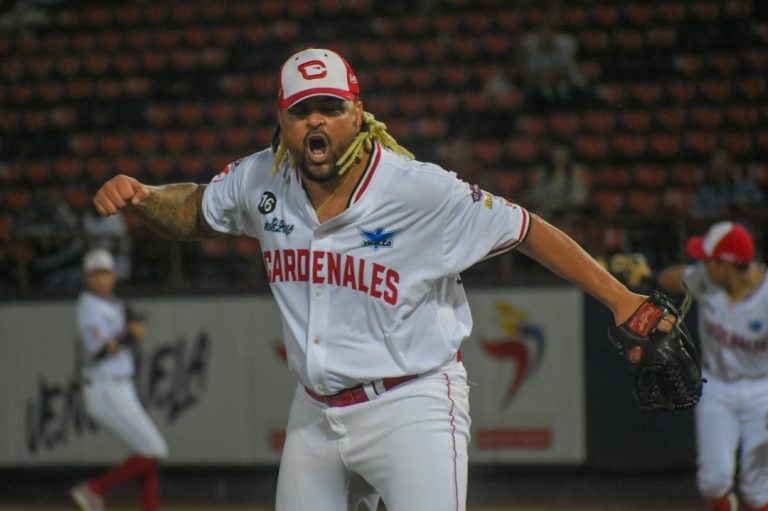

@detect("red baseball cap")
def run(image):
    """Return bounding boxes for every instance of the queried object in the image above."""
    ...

[686,221,755,264]
[278,48,360,110]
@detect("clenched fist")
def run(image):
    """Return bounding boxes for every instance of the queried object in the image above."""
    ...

[93,175,150,216]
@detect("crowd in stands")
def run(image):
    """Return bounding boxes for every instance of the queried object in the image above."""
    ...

[1,0,767,295]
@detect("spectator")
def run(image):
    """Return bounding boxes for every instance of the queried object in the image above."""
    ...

[15,187,84,290]
[518,8,587,110]
[528,144,591,222]
[692,148,765,219]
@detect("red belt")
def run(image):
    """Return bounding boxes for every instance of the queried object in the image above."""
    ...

[304,351,463,407]
[304,374,419,407]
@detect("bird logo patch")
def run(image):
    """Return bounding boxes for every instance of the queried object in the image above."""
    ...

[359,227,399,251]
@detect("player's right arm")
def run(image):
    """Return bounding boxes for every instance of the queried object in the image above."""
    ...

[657,265,686,293]
[93,175,218,240]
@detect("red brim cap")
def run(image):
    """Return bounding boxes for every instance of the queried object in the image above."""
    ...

[686,235,708,260]
[278,48,360,110]
[686,222,755,264]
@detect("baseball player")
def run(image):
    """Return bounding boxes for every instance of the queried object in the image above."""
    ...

[658,222,768,511]
[93,48,661,511]
[70,248,168,511]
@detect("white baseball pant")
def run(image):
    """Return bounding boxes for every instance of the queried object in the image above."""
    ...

[696,372,768,508]
[276,360,471,511]
[83,378,168,459]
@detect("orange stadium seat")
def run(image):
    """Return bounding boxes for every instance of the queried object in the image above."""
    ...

[54,158,81,181]
[6,190,31,212]
[470,140,503,166]
[655,2,686,24]
[179,155,206,179]
[725,105,759,128]
[390,41,419,64]
[397,93,427,116]
[452,37,479,60]
[464,12,492,32]
[654,108,687,130]
[491,171,522,198]
[634,165,668,189]
[624,4,654,25]
[592,190,624,216]
[736,78,767,100]
[618,110,651,132]
[64,188,89,211]
[426,92,459,115]
[505,138,538,165]
[548,113,581,137]
[673,56,704,78]
[148,156,174,179]
[595,165,632,187]
[698,80,732,103]
[684,131,719,157]
[432,14,458,34]
[26,161,50,184]
[115,157,141,177]
[241,101,264,123]
[408,67,436,89]
[613,30,644,52]
[648,133,682,160]
[85,159,111,182]
[415,119,448,139]
[646,27,677,49]
[628,83,664,106]
[580,31,610,53]
[574,135,609,161]
[593,4,620,26]
[626,191,660,216]
[193,129,219,152]
[721,132,754,156]
[689,107,723,129]
[612,134,647,159]
[662,188,694,212]
[0,214,13,240]
[481,34,512,58]
[561,5,588,28]
[496,10,521,30]
[209,102,236,124]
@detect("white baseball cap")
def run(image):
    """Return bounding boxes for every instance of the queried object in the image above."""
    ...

[83,248,115,273]
[278,48,360,110]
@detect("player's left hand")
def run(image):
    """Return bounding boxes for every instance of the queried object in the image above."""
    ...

[609,290,703,410]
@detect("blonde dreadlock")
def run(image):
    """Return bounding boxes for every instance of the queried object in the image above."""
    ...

[271,111,414,176]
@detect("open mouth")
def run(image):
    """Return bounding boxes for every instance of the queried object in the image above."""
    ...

[305,133,330,163]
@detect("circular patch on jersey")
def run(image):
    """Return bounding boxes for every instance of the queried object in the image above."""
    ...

[258,191,277,214]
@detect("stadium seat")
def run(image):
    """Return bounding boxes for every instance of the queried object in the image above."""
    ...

[592,190,625,216]
[397,93,427,116]
[654,108,687,130]
[27,161,50,184]
[428,93,457,116]
[724,105,759,128]
[612,134,647,159]
[115,157,141,177]
[689,107,723,129]
[582,110,616,134]
[64,188,89,211]
[148,156,174,179]
[626,191,660,216]
[85,159,111,182]
[561,5,588,28]
[595,166,632,187]
[655,2,685,24]
[574,135,609,161]
[684,130,719,157]
[470,140,504,166]
[666,82,697,104]
[698,80,732,103]
[0,214,13,240]
[624,4,654,25]
[613,30,644,52]
[662,188,694,212]
[648,133,682,160]
[634,165,667,189]
[6,190,31,212]
[505,138,538,165]
[618,110,651,132]
[548,113,581,137]
[628,83,663,106]
[721,132,754,156]
[53,158,81,181]
[593,4,620,26]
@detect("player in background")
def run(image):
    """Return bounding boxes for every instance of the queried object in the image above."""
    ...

[93,48,669,511]
[71,248,168,511]
[658,222,768,511]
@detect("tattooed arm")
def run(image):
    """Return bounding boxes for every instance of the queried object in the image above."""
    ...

[93,175,218,240]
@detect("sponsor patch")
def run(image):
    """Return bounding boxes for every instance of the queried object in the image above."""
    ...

[484,192,493,209]
[264,217,294,235]
[359,227,399,251]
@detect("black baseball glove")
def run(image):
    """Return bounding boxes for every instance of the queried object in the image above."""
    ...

[608,290,704,411]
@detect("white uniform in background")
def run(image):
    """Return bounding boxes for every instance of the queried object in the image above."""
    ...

[77,275,166,458]
[683,236,768,509]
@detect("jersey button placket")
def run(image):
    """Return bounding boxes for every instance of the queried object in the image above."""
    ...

[305,235,332,394]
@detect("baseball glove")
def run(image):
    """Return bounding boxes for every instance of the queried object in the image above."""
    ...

[608,290,703,411]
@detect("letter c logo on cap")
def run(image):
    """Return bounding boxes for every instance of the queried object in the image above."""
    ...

[298,60,327,80]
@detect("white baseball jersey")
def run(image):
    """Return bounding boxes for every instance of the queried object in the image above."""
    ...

[683,263,768,381]
[203,143,530,395]
[76,291,134,380]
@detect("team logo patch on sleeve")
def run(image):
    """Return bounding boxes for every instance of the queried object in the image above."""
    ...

[211,159,242,183]
[359,227,399,251]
